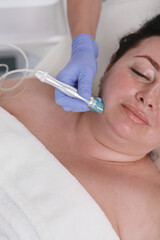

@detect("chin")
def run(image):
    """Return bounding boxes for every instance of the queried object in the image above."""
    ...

[105,104,144,142]
[93,104,154,155]
[110,117,137,140]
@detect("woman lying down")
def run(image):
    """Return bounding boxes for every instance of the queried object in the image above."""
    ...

[0,14,160,240]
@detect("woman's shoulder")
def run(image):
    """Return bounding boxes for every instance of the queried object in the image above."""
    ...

[114,158,160,239]
[0,77,31,114]
[118,185,160,239]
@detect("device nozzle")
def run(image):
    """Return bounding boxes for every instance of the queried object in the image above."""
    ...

[88,97,104,114]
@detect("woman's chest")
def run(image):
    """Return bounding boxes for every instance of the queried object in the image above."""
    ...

[68,164,160,239]
[4,100,160,239]
[112,179,160,239]
[39,129,160,239]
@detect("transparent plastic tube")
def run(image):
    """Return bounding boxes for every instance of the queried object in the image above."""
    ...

[35,70,104,113]
[0,43,104,113]
[0,42,34,91]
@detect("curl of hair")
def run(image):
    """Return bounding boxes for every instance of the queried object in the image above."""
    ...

[110,14,160,65]
[107,15,160,170]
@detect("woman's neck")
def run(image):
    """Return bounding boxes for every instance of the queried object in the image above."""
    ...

[2,77,147,166]
[73,111,147,165]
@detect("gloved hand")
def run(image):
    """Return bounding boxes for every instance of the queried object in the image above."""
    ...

[55,34,98,112]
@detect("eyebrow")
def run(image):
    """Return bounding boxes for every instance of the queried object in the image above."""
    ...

[135,55,160,72]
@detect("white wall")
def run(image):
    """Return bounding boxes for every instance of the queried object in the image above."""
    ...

[35,0,160,95]
[94,0,160,95]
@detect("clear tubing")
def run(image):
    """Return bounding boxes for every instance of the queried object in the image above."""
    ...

[0,69,35,91]
[35,70,90,104]
[0,43,104,113]
[35,70,104,113]
[0,64,9,73]
[0,42,32,91]
[0,42,29,69]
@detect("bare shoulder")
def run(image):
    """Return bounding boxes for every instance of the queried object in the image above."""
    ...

[0,76,74,149]
[0,76,57,114]
[0,77,30,111]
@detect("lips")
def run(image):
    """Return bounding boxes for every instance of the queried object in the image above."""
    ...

[122,104,150,126]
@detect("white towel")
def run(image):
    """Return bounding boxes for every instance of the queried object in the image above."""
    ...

[0,107,120,240]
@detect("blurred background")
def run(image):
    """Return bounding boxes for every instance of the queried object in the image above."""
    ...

[0,0,160,95]
[0,0,68,72]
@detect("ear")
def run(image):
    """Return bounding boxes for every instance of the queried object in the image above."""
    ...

[99,53,116,96]
[100,62,111,85]
[106,63,113,72]
[99,67,109,95]
[106,52,117,72]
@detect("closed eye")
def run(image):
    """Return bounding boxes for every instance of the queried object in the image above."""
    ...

[131,67,150,81]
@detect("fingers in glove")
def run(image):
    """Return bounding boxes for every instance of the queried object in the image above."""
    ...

[55,89,89,112]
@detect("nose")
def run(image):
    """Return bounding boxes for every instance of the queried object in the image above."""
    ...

[136,82,160,111]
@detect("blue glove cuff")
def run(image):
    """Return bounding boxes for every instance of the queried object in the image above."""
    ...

[71,34,99,58]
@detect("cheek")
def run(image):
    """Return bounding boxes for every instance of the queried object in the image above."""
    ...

[102,69,136,103]
[149,115,160,147]
[100,69,145,142]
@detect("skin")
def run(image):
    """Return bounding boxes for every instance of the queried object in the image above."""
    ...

[0,36,160,239]
[97,36,160,158]
[67,0,102,38]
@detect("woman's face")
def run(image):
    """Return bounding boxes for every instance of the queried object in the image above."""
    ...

[96,36,160,154]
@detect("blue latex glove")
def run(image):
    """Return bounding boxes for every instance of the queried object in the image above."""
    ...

[55,34,98,112]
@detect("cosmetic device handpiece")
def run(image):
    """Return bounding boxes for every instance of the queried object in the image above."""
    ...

[35,70,104,114]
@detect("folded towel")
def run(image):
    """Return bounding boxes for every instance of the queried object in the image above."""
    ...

[0,107,120,240]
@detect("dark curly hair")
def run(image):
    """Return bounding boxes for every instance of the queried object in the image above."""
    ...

[99,14,160,95]
[100,14,160,168]
[110,14,160,65]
